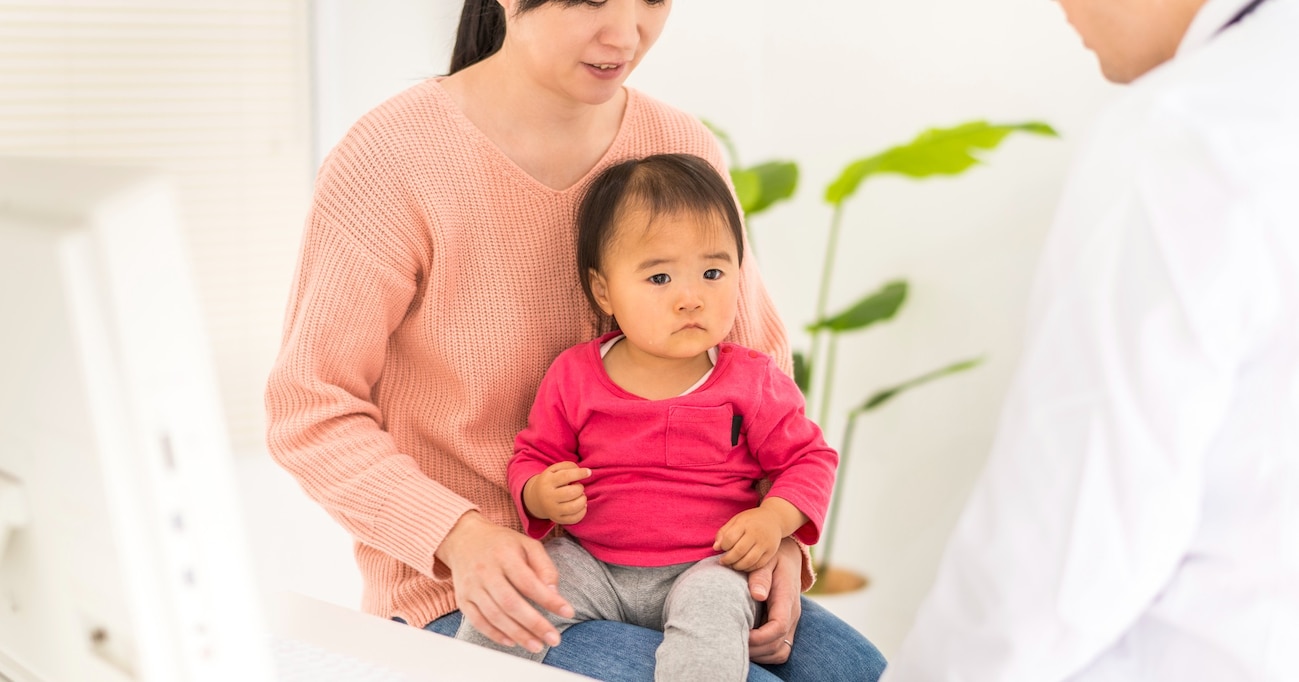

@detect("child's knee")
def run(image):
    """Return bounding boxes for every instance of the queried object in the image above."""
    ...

[665,562,755,627]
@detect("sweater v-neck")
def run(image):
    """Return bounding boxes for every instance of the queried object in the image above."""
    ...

[429,78,640,197]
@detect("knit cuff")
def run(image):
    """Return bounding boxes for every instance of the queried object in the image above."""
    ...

[373,468,479,581]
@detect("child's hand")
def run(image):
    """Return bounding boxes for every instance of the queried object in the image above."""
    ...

[714,507,783,572]
[522,462,591,525]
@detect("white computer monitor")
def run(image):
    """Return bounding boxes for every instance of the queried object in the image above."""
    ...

[0,158,275,682]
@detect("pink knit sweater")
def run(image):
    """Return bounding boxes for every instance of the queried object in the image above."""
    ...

[265,78,791,629]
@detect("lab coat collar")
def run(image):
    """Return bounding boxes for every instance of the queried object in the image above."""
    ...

[1180,0,1268,53]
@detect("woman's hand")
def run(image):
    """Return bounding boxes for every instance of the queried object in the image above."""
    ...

[434,511,575,653]
[522,462,590,525]
[746,537,804,665]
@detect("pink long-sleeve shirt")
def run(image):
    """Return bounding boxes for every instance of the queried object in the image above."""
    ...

[509,333,837,567]
[264,78,793,628]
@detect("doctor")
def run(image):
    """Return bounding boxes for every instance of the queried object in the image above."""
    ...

[882,0,1299,680]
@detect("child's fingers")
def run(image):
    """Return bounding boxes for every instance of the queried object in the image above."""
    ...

[554,507,587,525]
[714,523,741,552]
[549,484,585,503]
[546,464,592,485]
[720,534,756,566]
[554,496,586,516]
[731,545,772,572]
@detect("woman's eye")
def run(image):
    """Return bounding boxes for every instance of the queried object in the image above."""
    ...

[649,273,670,285]
[703,269,723,280]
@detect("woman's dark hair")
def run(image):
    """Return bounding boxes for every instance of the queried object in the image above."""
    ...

[450,0,584,74]
[576,153,746,320]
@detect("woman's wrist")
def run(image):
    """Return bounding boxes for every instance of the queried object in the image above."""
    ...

[435,509,484,564]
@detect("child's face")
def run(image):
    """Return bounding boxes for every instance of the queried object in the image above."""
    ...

[590,206,740,363]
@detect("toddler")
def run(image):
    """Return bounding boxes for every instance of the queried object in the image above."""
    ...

[456,153,838,681]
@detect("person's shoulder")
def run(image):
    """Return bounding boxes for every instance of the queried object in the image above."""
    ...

[549,333,611,373]
[715,342,780,377]
[1126,12,1299,134]
[623,88,722,160]
[714,343,806,413]
[330,78,458,160]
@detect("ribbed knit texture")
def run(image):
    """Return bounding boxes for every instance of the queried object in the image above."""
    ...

[265,78,791,629]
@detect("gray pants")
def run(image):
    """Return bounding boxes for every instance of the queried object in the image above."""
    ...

[456,536,756,681]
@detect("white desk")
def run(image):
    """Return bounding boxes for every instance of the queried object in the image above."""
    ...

[267,592,590,681]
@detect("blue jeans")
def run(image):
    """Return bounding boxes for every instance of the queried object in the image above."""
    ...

[413,597,885,682]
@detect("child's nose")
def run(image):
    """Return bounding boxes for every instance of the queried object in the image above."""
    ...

[676,285,703,311]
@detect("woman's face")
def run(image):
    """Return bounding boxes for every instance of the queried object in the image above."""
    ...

[502,0,672,105]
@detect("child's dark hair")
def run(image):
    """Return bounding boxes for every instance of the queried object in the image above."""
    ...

[576,153,745,320]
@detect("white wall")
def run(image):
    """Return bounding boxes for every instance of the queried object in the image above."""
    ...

[311,0,463,165]
[630,2,1119,654]
[312,0,1119,657]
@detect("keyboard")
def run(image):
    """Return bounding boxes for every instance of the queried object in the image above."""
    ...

[270,634,421,682]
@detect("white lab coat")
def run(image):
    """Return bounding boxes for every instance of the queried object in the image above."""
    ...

[881,0,1299,679]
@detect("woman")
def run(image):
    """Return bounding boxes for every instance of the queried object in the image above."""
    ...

[265,1,885,679]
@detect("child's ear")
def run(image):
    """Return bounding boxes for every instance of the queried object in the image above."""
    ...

[590,269,614,317]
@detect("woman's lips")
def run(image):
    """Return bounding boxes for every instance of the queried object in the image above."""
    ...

[583,62,626,80]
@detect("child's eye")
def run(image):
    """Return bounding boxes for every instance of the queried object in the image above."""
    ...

[703,269,724,280]
[649,273,671,285]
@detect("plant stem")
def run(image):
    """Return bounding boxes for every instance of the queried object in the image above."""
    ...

[816,334,839,430]
[807,203,845,418]
[817,407,860,577]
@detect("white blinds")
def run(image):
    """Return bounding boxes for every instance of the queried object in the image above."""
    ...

[0,1,313,454]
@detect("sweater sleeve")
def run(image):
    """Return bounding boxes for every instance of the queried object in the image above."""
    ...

[264,119,473,581]
[746,361,839,547]
[507,353,582,539]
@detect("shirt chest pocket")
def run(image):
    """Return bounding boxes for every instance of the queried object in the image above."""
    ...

[665,405,737,467]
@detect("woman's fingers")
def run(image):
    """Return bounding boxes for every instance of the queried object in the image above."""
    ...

[458,600,514,648]
[439,513,570,652]
[467,584,540,651]
[481,572,558,651]
[512,540,575,621]
[747,539,801,665]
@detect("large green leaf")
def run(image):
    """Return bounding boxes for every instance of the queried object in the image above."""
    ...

[855,356,984,414]
[824,121,1058,205]
[806,280,907,333]
[742,161,798,215]
[731,169,762,214]
[702,120,798,217]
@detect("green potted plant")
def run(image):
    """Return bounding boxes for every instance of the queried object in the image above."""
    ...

[707,120,1059,593]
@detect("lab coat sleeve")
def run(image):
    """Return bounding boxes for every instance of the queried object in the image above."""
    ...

[882,114,1265,681]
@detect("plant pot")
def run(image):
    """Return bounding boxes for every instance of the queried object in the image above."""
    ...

[806,565,872,636]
